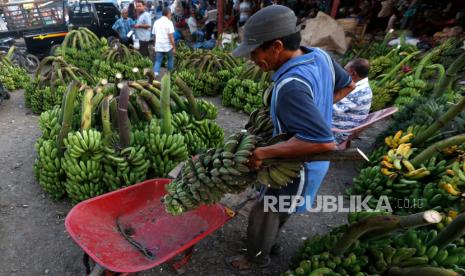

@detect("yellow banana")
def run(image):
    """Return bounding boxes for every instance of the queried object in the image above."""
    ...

[401,160,416,172]
[398,133,414,144]
[393,130,403,143]
[440,183,461,196]
[382,160,394,169]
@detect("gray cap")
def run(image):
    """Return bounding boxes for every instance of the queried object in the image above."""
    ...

[232,5,299,57]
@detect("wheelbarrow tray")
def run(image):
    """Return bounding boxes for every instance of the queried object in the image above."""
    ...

[65,179,232,273]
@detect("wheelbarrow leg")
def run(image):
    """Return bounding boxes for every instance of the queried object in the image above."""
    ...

[169,245,195,274]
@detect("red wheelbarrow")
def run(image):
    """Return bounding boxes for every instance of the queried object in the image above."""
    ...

[65,179,239,275]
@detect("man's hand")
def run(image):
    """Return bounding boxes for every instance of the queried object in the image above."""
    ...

[334,81,356,103]
[172,47,176,54]
[248,148,264,170]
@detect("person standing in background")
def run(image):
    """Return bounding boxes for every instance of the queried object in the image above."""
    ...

[152,7,176,78]
[204,0,218,39]
[377,0,395,31]
[187,10,204,41]
[134,0,152,57]
[112,8,135,45]
[238,0,252,27]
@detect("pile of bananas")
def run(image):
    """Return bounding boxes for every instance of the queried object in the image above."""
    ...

[286,212,465,276]
[173,69,222,96]
[197,99,218,120]
[62,129,106,203]
[145,120,189,177]
[395,75,428,107]
[102,141,150,191]
[33,107,64,199]
[222,78,269,114]
[370,79,401,111]
[381,130,430,180]
[0,58,30,90]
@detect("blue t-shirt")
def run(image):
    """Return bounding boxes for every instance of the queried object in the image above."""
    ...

[267,46,351,213]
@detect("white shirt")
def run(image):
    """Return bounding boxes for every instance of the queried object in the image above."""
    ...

[152,16,175,52]
[239,1,251,22]
[187,16,197,34]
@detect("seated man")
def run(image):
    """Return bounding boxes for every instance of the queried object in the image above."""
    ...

[187,10,205,41]
[332,58,372,143]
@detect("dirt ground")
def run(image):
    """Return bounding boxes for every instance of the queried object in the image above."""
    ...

[0,91,388,276]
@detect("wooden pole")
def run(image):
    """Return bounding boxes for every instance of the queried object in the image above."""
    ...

[330,0,340,18]
[217,0,224,36]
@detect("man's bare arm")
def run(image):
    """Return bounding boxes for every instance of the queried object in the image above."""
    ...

[333,81,356,103]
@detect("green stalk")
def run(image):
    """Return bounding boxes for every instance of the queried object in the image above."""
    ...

[117,85,131,148]
[379,51,421,85]
[332,211,441,256]
[127,101,140,124]
[110,97,119,131]
[136,95,153,121]
[160,74,173,135]
[139,89,161,117]
[433,51,465,97]
[80,87,94,130]
[412,95,465,147]
[412,134,465,167]
[174,77,201,120]
[57,81,80,154]
[101,96,112,139]
[428,212,465,249]
[426,64,445,86]
[414,48,442,79]
[387,266,459,276]
[5,45,15,60]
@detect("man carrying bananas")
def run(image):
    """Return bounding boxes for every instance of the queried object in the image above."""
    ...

[226,5,355,271]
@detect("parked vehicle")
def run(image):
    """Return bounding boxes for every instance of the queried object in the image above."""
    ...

[0,0,121,57]
[0,39,39,73]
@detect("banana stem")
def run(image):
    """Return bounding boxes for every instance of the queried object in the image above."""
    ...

[432,51,465,98]
[412,94,465,147]
[118,85,131,148]
[139,89,161,117]
[80,87,94,130]
[332,211,441,256]
[101,96,112,139]
[414,48,442,79]
[110,97,119,131]
[5,45,15,60]
[174,77,201,120]
[160,74,173,135]
[136,95,153,121]
[412,134,465,167]
[57,81,80,155]
[386,266,459,276]
[428,212,465,249]
[426,64,445,86]
[379,51,421,85]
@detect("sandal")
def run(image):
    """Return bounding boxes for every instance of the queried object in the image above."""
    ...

[225,254,271,271]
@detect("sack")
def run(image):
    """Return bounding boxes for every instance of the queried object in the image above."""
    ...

[300,12,348,54]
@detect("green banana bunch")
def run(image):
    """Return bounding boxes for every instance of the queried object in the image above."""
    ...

[61,129,106,204]
[145,119,189,177]
[257,160,302,189]
[194,119,224,149]
[164,131,257,215]
[34,139,65,199]
[34,107,65,199]
[196,99,218,120]
[103,144,150,191]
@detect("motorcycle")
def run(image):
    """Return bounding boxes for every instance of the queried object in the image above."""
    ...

[0,37,40,73]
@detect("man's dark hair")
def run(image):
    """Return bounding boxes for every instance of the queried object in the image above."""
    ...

[162,7,171,16]
[348,58,369,78]
[259,31,301,51]
[137,0,146,6]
